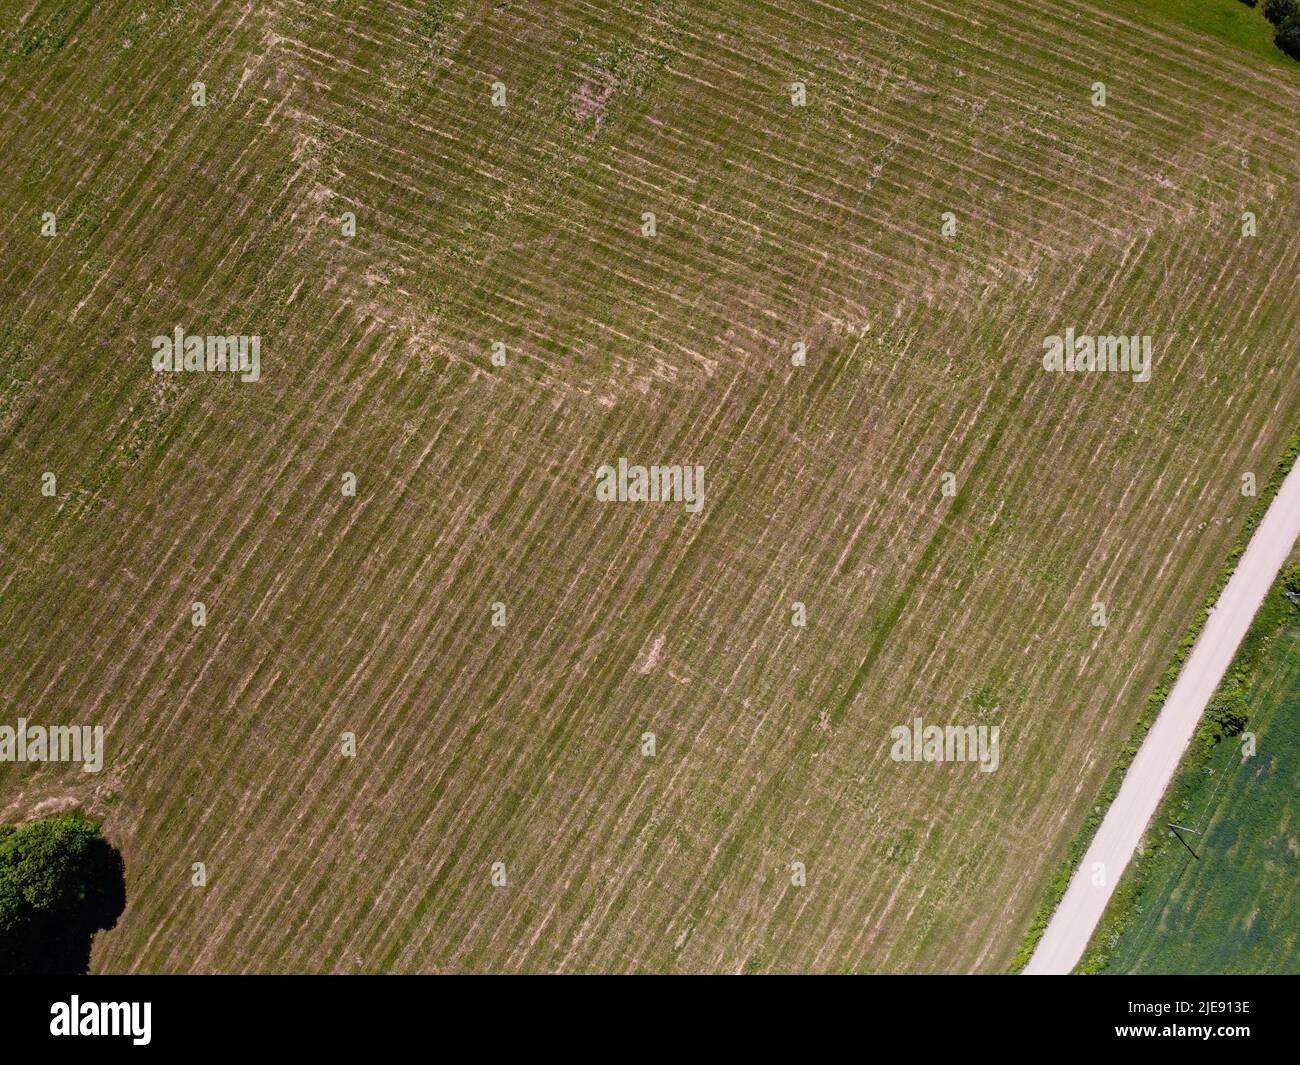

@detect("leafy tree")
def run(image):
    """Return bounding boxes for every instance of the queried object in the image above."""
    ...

[1200,682,1249,747]
[0,812,125,975]
[1277,13,1300,58]
[1282,560,1300,597]
[1263,0,1298,25]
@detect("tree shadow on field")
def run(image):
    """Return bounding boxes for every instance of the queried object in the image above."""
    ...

[0,813,127,975]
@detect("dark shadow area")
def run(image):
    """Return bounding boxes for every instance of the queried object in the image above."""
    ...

[0,811,126,975]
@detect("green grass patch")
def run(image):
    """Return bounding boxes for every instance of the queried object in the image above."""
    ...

[1123,0,1294,66]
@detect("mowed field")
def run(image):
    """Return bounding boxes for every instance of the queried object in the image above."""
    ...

[1,0,1299,973]
[1089,561,1300,975]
